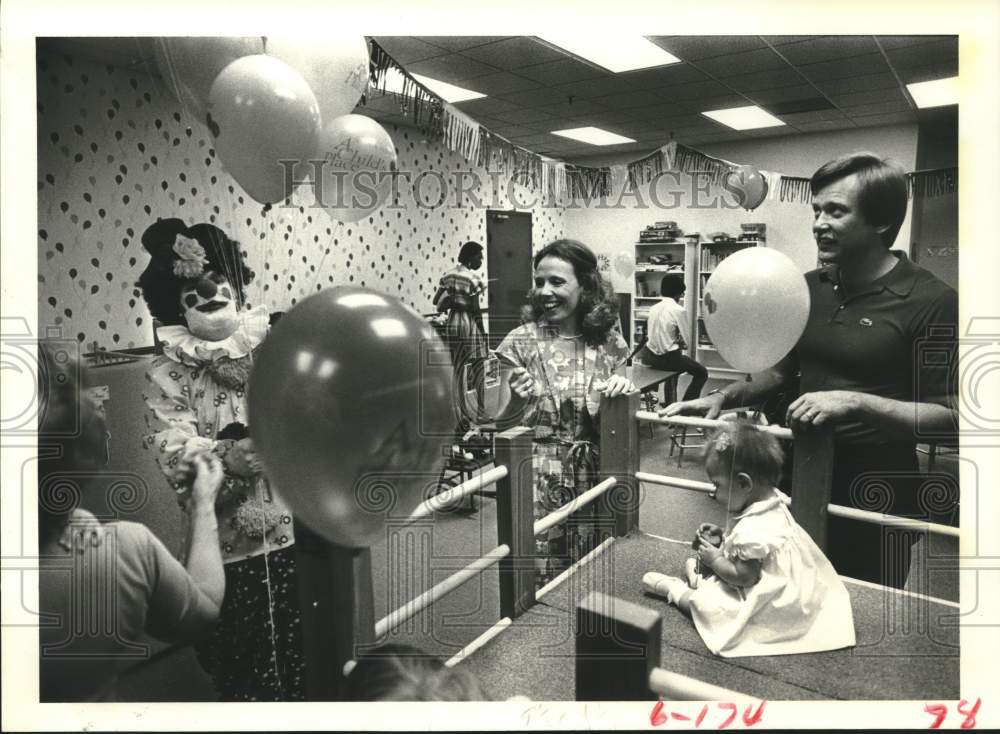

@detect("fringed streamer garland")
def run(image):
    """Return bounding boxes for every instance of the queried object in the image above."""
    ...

[363,40,958,205]
[779,177,812,204]
[907,167,958,200]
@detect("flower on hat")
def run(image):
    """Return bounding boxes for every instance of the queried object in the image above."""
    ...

[714,429,733,452]
[172,234,208,278]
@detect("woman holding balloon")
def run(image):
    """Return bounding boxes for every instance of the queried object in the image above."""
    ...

[497,240,635,588]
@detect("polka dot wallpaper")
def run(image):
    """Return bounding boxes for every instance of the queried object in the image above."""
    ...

[36,46,566,349]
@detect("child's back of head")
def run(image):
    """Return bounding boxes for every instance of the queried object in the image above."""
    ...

[702,419,784,489]
[346,643,486,701]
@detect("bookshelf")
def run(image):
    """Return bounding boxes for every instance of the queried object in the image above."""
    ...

[631,222,697,355]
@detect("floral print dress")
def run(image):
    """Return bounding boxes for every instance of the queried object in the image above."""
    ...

[143,306,304,700]
[496,321,629,587]
[437,265,490,430]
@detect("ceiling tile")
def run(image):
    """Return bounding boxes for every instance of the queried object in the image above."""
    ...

[405,54,500,83]
[875,35,957,50]
[884,38,958,69]
[793,119,857,132]
[627,104,696,123]
[811,72,900,95]
[585,109,648,126]
[691,93,756,112]
[849,111,918,127]
[414,36,513,52]
[462,37,570,68]
[636,112,708,128]
[730,126,802,140]
[761,36,825,46]
[371,37,449,64]
[465,71,541,96]
[798,53,891,82]
[662,79,736,101]
[840,99,913,117]
[775,36,880,66]
[613,120,667,137]
[490,107,558,125]
[695,47,790,77]
[508,57,606,86]
[620,63,710,90]
[495,87,568,107]
[649,36,769,60]
[452,96,524,116]
[896,60,959,84]
[779,109,849,124]
[539,98,612,117]
[491,124,539,139]
[724,67,805,92]
[550,75,636,100]
[587,89,665,109]
[692,131,743,143]
[828,88,909,108]
[747,84,824,105]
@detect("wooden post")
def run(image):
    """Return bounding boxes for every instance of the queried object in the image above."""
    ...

[789,426,835,551]
[576,591,661,701]
[294,520,375,701]
[494,426,536,619]
[599,391,641,537]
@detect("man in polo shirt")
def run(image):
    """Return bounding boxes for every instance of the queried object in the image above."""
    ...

[665,151,958,588]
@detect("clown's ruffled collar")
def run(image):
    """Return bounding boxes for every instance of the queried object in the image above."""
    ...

[159,305,269,368]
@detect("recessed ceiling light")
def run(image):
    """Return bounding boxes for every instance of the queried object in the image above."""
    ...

[550,127,636,146]
[537,35,681,73]
[906,76,959,108]
[374,66,486,103]
[701,105,786,131]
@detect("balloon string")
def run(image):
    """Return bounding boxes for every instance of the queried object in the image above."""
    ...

[257,475,283,696]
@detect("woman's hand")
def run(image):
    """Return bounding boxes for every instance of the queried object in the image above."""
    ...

[187,453,224,510]
[508,367,537,400]
[600,374,636,398]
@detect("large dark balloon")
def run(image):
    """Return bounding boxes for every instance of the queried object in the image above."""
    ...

[249,287,453,547]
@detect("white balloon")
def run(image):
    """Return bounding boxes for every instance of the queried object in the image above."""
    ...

[308,114,397,223]
[207,55,321,205]
[264,37,370,123]
[702,248,810,374]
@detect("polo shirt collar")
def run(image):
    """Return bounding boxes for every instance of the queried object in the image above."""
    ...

[818,251,918,298]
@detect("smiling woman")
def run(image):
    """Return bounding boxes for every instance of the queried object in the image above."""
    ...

[495,239,635,588]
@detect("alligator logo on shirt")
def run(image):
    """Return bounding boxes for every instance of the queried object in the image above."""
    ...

[860,317,873,327]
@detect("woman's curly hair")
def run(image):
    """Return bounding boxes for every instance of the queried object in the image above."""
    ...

[521,238,621,348]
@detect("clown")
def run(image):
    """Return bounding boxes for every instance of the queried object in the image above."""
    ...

[139,218,304,701]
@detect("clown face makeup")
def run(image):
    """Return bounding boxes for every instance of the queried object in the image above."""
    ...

[180,270,240,341]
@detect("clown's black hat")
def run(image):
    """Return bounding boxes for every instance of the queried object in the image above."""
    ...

[137,218,254,326]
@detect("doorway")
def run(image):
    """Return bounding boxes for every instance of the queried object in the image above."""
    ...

[485,210,532,350]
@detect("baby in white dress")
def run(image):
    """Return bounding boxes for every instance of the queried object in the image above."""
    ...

[644,422,856,658]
